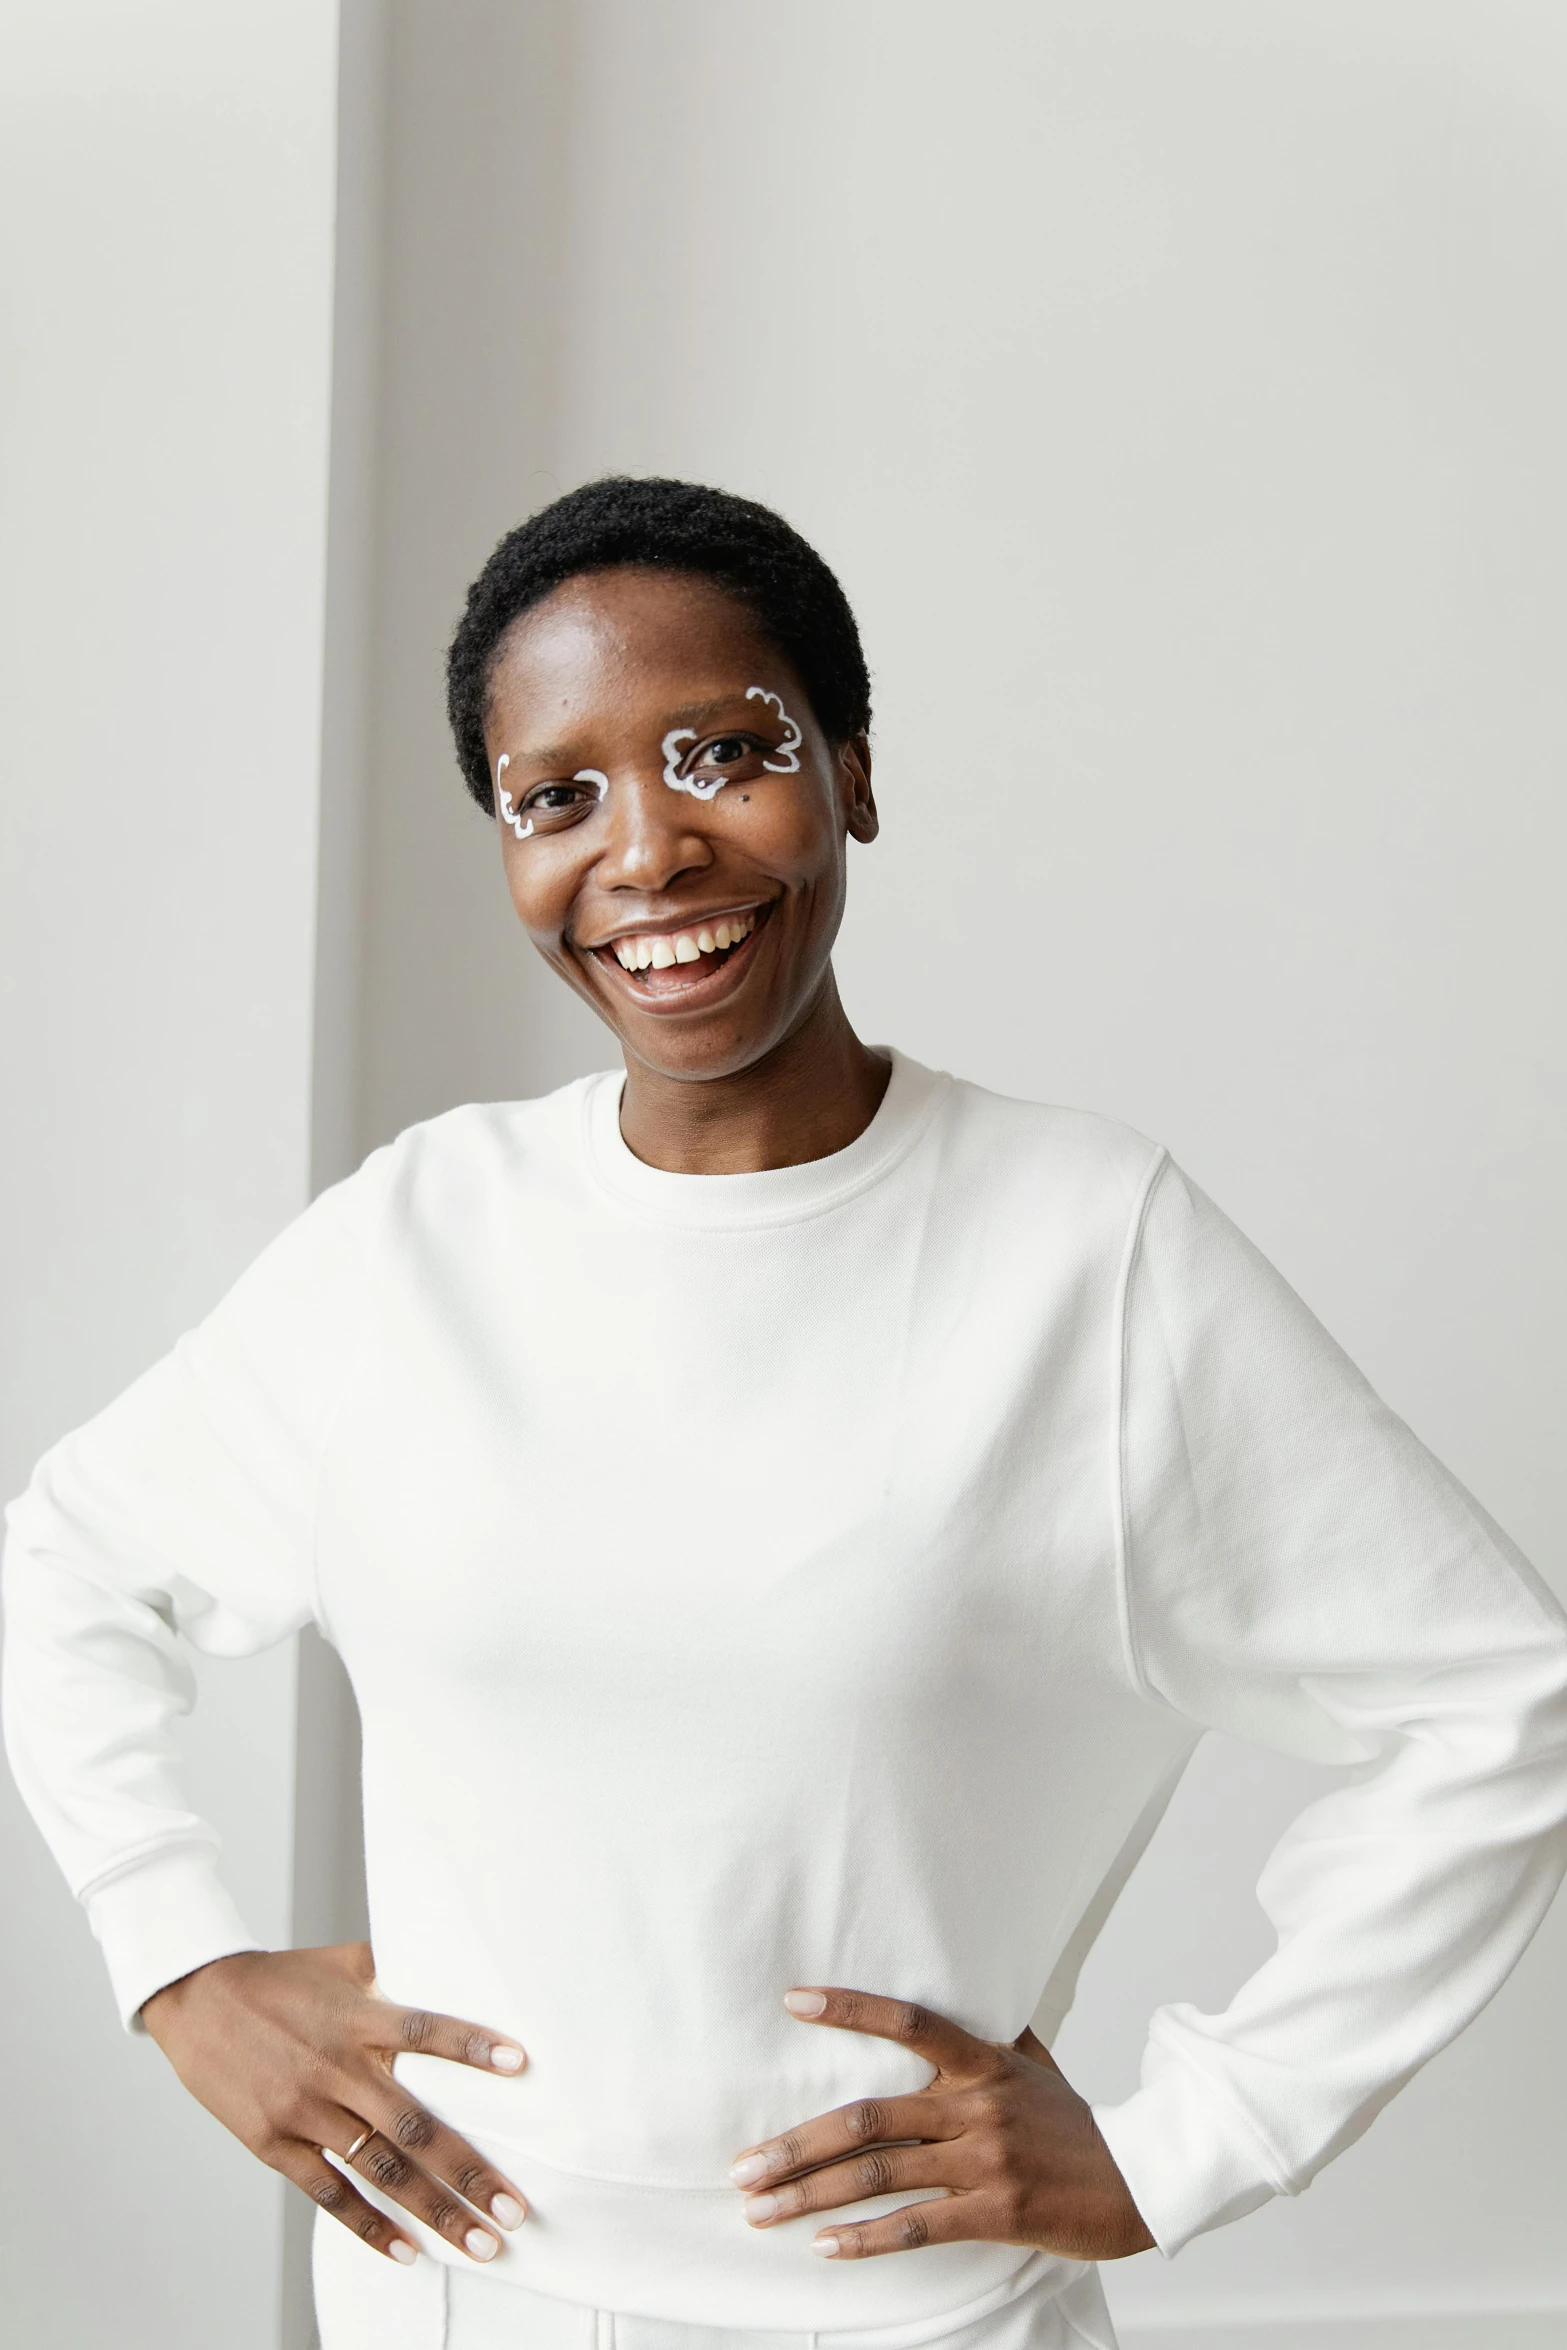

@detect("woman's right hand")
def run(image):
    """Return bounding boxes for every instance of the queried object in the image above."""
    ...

[140,1941,528,2265]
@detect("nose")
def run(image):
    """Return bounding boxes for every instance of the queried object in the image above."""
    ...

[594,770,715,895]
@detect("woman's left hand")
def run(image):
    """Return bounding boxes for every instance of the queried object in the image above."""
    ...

[730,1988,1155,2263]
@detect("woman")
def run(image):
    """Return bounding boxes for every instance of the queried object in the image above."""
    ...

[6,478,1566,2350]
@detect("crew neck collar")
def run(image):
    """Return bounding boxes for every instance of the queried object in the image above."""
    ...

[581,1049,946,1231]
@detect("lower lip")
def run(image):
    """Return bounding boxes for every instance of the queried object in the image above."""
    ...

[589,908,773,1011]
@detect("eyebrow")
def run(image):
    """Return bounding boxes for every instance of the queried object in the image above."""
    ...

[663,695,760,727]
[509,744,579,772]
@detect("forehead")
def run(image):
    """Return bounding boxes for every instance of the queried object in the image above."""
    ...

[486,568,778,726]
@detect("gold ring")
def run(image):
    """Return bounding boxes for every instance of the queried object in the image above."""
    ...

[344,2127,372,2164]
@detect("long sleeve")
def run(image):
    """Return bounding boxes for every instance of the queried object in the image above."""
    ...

[2,1157,383,2029]
[1093,1156,1567,2256]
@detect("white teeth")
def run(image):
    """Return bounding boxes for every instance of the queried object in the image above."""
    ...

[609,909,758,975]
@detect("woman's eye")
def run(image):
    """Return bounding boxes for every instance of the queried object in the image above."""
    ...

[526,778,597,818]
[700,735,750,767]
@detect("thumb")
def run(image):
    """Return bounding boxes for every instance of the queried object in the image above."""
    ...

[1011,2025,1063,2074]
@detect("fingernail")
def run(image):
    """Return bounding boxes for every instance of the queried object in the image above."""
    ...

[784,1990,827,2018]
[813,2234,841,2258]
[489,2044,525,2073]
[491,2194,526,2229]
[744,2193,779,2225]
[730,2154,771,2186]
[465,2229,498,2261]
[389,2240,418,2266]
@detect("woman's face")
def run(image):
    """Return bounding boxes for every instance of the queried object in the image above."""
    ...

[482,567,877,1083]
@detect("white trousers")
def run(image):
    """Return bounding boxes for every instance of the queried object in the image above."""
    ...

[312,2217,1118,2350]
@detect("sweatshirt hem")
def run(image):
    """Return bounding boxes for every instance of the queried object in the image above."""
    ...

[1094,2031,1290,2259]
[74,1828,223,1905]
[1142,2018,1300,2195]
[83,1841,262,2031]
[372,2126,1050,2331]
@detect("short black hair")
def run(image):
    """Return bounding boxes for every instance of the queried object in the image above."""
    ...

[446,476,872,814]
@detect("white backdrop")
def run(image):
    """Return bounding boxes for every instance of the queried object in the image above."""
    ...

[2,5,1564,2347]
[0,4,339,2347]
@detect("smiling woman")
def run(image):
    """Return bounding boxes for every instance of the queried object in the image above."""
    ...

[479,567,882,1154]
[4,478,1567,2350]
[443,479,886,1162]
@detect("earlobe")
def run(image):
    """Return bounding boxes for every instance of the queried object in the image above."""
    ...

[841,736,879,844]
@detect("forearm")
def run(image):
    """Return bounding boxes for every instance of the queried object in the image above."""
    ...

[1,1537,267,2024]
[1099,1644,1567,2254]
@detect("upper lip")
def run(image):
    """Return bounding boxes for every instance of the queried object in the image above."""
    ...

[577,899,772,953]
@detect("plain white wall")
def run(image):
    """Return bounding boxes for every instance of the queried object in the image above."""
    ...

[355,0,602,1147]
[0,4,340,2344]
[352,3,1567,2340]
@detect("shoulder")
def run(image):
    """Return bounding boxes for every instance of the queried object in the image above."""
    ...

[931,1068,1166,1238]
[363,1071,611,1217]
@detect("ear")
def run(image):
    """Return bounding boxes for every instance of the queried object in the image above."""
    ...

[839,732,878,844]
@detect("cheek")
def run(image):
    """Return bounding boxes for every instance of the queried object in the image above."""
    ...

[722,777,839,876]
[501,846,574,945]
[499,848,532,921]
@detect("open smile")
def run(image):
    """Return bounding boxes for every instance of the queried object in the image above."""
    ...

[584,901,776,1006]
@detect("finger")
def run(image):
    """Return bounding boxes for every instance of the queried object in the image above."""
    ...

[366,2000,526,2077]
[356,2091,528,2239]
[814,2192,1007,2261]
[277,2142,419,2265]
[340,2127,521,2262]
[743,2141,970,2227]
[782,1988,990,2078]
[730,2090,957,2188]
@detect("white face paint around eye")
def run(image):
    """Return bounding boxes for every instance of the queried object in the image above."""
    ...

[496,756,610,840]
[661,726,727,801]
[660,692,804,799]
[496,753,533,840]
[746,686,803,773]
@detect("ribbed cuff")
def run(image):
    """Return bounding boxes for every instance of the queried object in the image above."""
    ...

[83,1844,262,2031]
[1093,2037,1283,2257]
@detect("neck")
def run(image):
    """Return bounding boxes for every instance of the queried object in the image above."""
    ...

[617,974,890,1175]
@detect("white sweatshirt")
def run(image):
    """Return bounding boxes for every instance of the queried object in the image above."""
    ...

[6,1054,1567,2333]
